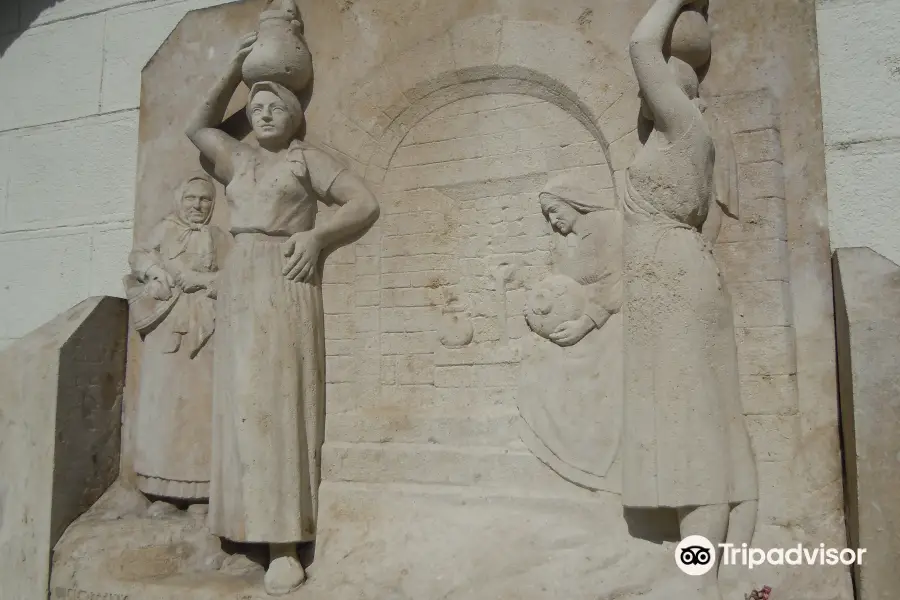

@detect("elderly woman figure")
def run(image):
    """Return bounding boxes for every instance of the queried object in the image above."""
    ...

[127,173,230,501]
[518,174,623,491]
[624,1,758,598]
[185,32,379,595]
[538,174,622,346]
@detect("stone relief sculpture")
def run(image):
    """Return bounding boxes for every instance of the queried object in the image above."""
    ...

[38,0,856,597]
[125,172,231,501]
[184,13,380,596]
[518,174,623,491]
[623,0,758,597]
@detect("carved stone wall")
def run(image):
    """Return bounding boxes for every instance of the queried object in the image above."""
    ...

[709,91,798,535]
[315,26,802,528]
[0,296,127,600]
[325,89,611,473]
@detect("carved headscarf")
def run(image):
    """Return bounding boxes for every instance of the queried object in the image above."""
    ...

[163,172,216,266]
[247,81,305,135]
[162,172,218,356]
[539,173,617,214]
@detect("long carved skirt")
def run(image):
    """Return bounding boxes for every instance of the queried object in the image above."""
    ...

[133,293,213,500]
[208,234,326,543]
[622,215,758,508]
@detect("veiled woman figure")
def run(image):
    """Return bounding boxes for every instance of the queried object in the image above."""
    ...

[185,32,379,595]
[624,1,757,597]
[538,174,622,346]
[126,173,230,501]
[518,174,623,491]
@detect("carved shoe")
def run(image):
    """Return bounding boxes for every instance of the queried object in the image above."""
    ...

[146,500,180,518]
[264,555,306,596]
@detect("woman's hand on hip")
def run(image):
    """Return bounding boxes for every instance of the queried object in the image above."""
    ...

[282,231,322,283]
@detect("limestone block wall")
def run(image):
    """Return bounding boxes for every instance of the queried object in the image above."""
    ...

[0,0,237,351]
[817,0,900,263]
[710,91,800,538]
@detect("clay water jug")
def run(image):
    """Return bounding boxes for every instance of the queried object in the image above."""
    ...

[439,301,474,348]
[670,8,711,69]
[242,0,313,96]
[524,274,586,340]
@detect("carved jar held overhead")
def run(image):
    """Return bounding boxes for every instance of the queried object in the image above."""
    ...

[669,7,711,69]
[241,0,313,95]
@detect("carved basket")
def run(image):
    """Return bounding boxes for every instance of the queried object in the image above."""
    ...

[123,274,181,334]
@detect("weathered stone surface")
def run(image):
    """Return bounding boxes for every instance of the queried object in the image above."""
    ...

[47,0,851,598]
[834,247,900,600]
[4,112,137,230]
[50,479,854,600]
[0,296,127,600]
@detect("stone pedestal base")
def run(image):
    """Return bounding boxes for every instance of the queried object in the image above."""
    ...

[52,479,849,600]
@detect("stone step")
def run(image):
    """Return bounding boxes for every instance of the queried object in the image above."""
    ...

[319,479,616,508]
[321,440,614,500]
[324,406,521,446]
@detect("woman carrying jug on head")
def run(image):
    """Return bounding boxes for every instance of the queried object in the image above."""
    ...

[185,30,379,596]
[622,1,758,598]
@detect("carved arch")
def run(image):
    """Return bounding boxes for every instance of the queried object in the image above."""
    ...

[362,66,612,180]
[317,16,638,195]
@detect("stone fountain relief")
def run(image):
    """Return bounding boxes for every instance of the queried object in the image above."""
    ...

[46,1,854,599]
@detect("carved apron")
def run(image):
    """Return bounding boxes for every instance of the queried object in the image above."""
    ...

[208,142,343,543]
[622,119,758,508]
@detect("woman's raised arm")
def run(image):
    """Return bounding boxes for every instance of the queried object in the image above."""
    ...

[629,0,699,141]
[185,33,256,183]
